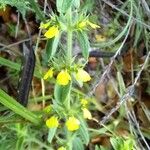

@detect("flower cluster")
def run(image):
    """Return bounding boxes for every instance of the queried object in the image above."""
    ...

[43,68,91,86]
[40,18,100,39]
[46,116,80,131]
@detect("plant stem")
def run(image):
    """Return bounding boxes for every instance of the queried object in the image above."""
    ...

[65,8,73,110]
[67,31,73,65]
[67,8,73,66]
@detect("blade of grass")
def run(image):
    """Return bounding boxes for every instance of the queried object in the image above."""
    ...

[0,89,42,125]
[0,57,41,78]
[0,57,20,70]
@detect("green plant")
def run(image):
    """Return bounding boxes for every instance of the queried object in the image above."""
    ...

[0,0,150,149]
[0,0,30,16]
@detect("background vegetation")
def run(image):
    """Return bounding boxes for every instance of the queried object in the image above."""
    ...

[0,0,150,150]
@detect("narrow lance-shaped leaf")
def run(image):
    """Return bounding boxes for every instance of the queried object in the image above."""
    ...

[48,128,57,143]
[0,57,41,78]
[77,31,90,59]
[78,117,90,145]
[0,89,42,125]
[54,83,72,104]
[73,137,84,150]
[44,33,61,63]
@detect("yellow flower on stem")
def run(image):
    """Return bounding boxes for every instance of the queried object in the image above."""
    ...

[58,147,66,150]
[43,68,54,80]
[82,108,92,120]
[95,34,106,42]
[78,21,87,28]
[44,25,59,39]
[66,117,80,131]
[46,116,59,128]
[80,99,88,107]
[57,70,71,85]
[76,69,91,82]
[77,20,100,30]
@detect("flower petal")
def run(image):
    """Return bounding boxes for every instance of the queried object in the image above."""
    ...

[66,117,80,131]
[95,34,106,42]
[44,26,59,39]
[57,70,71,85]
[78,21,87,28]
[82,108,92,120]
[80,99,88,107]
[76,69,91,82]
[46,116,59,128]
[43,68,54,80]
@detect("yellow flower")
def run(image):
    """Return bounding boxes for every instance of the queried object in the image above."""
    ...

[82,108,92,120]
[44,26,59,39]
[40,22,50,29]
[95,34,106,42]
[78,21,87,28]
[57,70,71,85]
[66,117,80,131]
[46,116,59,128]
[80,99,88,107]
[76,69,91,82]
[87,20,100,29]
[43,68,54,80]
[77,20,100,30]
[58,147,66,150]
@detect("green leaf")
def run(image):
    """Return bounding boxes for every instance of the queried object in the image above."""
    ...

[45,39,53,63]
[78,117,89,145]
[0,89,41,125]
[73,0,80,8]
[54,83,72,104]
[0,57,41,78]
[117,71,126,117]
[0,0,30,17]
[73,137,84,150]
[77,31,89,59]
[46,34,61,61]
[117,71,126,96]
[44,34,60,64]
[48,128,57,143]
[95,145,100,150]
[110,137,123,150]
[0,56,20,70]
[56,0,74,13]
[124,138,134,150]
[16,136,24,150]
